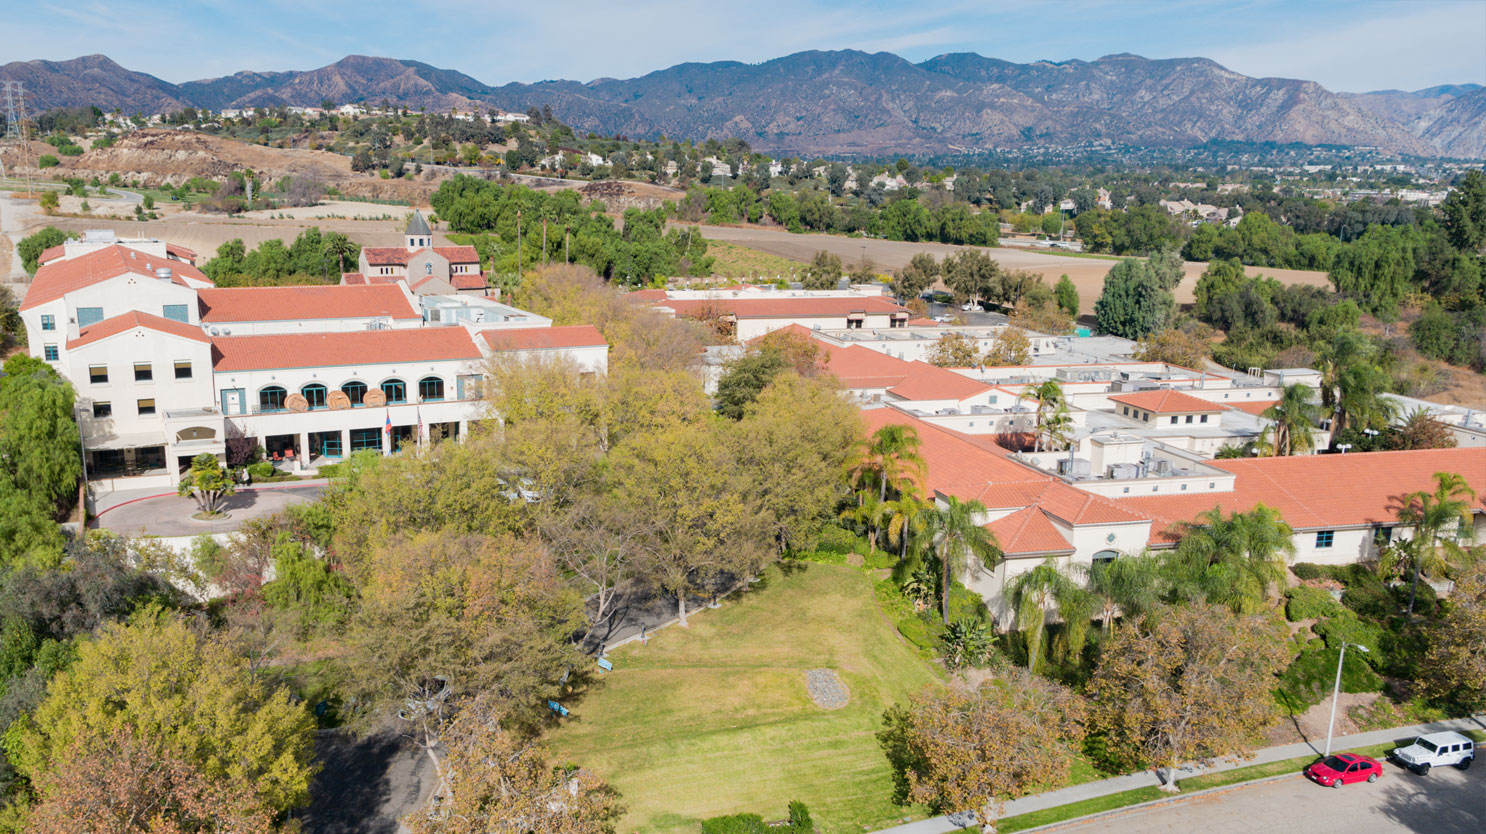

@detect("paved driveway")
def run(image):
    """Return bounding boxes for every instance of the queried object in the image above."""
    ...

[96,483,326,537]
[1054,763,1482,834]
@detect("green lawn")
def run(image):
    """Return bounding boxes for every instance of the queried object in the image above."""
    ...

[547,563,941,833]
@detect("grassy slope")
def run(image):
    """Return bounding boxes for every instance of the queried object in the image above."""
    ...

[546,563,941,833]
[706,239,806,280]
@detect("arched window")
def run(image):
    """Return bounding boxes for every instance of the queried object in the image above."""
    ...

[418,376,445,402]
[258,385,287,412]
[301,383,328,410]
[381,378,407,404]
[1092,549,1120,565]
[341,380,368,406]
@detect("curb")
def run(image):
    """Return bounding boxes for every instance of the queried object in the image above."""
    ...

[1004,772,1297,833]
[90,480,328,522]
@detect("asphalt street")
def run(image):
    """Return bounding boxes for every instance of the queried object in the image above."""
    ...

[1053,762,1482,834]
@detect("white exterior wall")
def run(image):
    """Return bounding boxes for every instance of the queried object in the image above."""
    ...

[213,357,488,417]
[733,313,897,342]
[25,274,200,359]
[70,331,216,444]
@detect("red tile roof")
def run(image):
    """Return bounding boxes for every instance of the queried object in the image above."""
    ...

[627,289,668,302]
[165,242,198,263]
[861,408,1049,498]
[340,272,367,285]
[1228,399,1280,416]
[954,479,1149,525]
[987,507,1075,556]
[212,327,482,372]
[362,245,480,266]
[1109,389,1223,414]
[450,273,487,290]
[67,311,210,349]
[37,244,66,266]
[198,285,419,323]
[659,296,908,319]
[822,344,915,389]
[21,245,212,310]
[1117,447,1486,544]
[482,325,607,352]
[906,317,940,327]
[887,363,993,402]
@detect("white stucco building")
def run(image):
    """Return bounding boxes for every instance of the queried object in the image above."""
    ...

[20,239,608,493]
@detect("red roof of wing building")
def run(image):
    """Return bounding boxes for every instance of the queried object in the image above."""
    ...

[198,285,419,323]
[482,325,607,351]
[211,327,482,372]
[1109,389,1223,414]
[21,245,211,310]
[1117,447,1486,544]
[67,311,210,349]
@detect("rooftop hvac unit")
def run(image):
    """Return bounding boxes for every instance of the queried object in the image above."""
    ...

[1152,459,1173,476]
[1108,462,1140,480]
[1057,458,1092,480]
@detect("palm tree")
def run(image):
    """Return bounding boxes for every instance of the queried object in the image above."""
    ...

[1260,383,1323,456]
[323,231,358,276]
[921,496,1000,625]
[1041,401,1074,452]
[838,493,884,553]
[852,425,926,505]
[1166,505,1294,612]
[1008,558,1094,673]
[1082,552,1163,634]
[882,488,929,565]
[1334,363,1398,437]
[1317,330,1368,430]
[1393,471,1477,615]
[1025,380,1064,452]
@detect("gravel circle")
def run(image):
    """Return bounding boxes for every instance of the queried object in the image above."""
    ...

[804,668,849,710]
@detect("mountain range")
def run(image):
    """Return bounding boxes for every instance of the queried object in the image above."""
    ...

[2,52,1482,158]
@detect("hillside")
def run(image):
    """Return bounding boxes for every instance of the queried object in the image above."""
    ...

[2,50,1478,156]
[1411,88,1486,159]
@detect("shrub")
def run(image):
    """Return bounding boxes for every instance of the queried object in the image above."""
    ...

[788,550,847,566]
[37,154,59,168]
[1285,585,1345,621]
[700,813,767,834]
[1291,563,1324,581]
[1314,612,1383,656]
[814,524,858,555]
[863,550,897,570]
[1276,643,1383,711]
[1341,585,1393,620]
[246,461,275,480]
[896,616,934,650]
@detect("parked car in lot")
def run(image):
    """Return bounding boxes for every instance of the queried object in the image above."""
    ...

[1303,753,1383,788]
[1389,731,1475,774]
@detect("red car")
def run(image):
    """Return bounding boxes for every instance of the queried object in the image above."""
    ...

[1304,753,1383,788]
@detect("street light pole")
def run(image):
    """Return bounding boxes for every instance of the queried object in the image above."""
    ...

[1324,641,1369,756]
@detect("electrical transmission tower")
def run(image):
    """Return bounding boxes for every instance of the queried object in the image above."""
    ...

[1,80,34,190]
[1,80,24,140]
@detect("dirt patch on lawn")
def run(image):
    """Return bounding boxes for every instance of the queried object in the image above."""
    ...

[1265,691,1383,747]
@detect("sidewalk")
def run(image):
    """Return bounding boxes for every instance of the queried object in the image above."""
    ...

[872,713,1486,834]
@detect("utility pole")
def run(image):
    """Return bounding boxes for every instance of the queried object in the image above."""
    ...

[516,209,522,271]
[542,217,548,267]
[564,226,570,263]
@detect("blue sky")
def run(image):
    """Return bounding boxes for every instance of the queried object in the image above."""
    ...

[12,0,1486,92]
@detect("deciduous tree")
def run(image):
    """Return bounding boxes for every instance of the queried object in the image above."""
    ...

[407,700,620,834]
[1418,561,1486,711]
[14,612,317,815]
[926,332,983,368]
[1087,604,1289,789]
[879,674,1087,829]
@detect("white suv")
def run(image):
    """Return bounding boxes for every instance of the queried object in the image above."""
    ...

[1389,731,1475,775]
